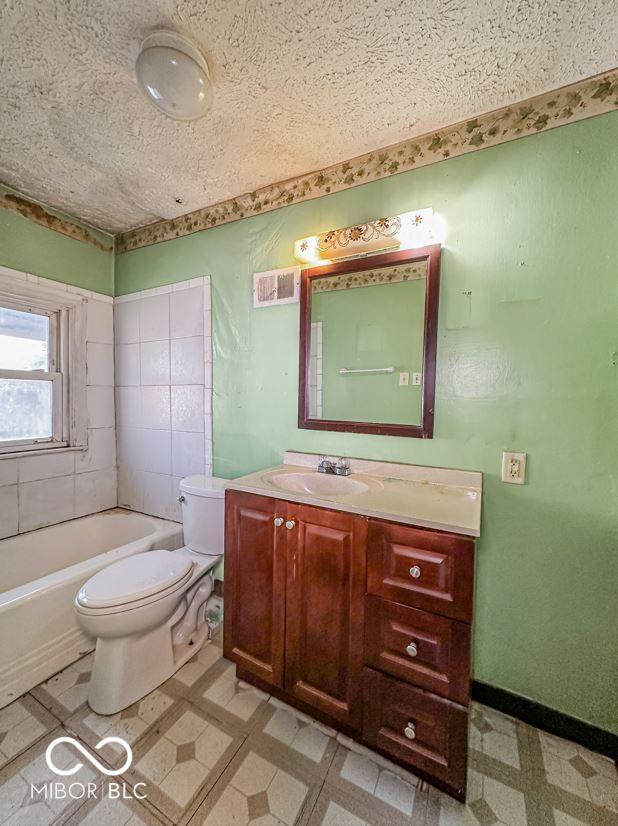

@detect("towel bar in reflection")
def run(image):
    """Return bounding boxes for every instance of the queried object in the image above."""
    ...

[338,367,395,375]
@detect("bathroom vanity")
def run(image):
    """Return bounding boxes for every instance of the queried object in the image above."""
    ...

[224,453,481,801]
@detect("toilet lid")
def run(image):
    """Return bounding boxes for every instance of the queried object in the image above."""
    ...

[77,550,194,609]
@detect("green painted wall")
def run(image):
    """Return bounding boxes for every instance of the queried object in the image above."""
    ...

[0,189,114,295]
[312,279,425,423]
[115,112,617,734]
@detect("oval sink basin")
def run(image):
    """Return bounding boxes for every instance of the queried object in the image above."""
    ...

[266,472,369,497]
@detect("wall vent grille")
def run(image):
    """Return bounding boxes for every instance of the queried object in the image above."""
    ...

[253,266,301,308]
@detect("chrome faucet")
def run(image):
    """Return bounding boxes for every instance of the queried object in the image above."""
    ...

[317,456,351,476]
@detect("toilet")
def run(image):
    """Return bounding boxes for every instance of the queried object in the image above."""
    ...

[75,475,226,715]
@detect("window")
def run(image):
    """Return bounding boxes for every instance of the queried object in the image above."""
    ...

[0,271,87,456]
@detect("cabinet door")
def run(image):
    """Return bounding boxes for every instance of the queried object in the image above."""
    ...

[285,504,367,730]
[223,490,287,687]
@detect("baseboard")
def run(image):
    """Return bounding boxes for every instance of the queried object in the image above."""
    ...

[472,680,617,761]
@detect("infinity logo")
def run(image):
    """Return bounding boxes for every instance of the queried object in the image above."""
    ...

[45,736,133,777]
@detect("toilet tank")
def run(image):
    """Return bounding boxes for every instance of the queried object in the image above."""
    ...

[178,475,227,555]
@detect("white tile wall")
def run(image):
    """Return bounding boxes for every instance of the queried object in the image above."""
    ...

[19,476,75,533]
[115,277,212,521]
[86,386,115,429]
[86,342,114,386]
[115,386,141,429]
[140,340,170,385]
[0,485,18,539]
[172,431,205,477]
[75,468,117,519]
[171,385,204,432]
[141,386,171,430]
[0,281,117,537]
[171,336,204,384]
[115,343,140,386]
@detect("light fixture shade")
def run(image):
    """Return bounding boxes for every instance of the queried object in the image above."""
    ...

[136,31,212,121]
[294,209,435,265]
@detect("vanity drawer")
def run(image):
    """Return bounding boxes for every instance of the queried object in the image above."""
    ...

[366,520,474,622]
[362,668,468,800]
[364,595,470,704]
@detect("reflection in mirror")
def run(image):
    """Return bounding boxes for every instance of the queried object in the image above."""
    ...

[308,260,427,425]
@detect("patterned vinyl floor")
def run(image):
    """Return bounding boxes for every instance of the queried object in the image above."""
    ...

[0,632,615,825]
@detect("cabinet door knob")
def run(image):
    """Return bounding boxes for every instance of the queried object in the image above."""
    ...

[404,722,416,740]
[406,641,418,658]
[409,565,421,579]
[274,517,283,527]
[285,520,296,530]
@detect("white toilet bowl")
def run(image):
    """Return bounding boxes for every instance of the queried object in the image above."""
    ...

[75,475,226,715]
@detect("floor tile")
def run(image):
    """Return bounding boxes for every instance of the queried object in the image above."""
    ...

[13,654,617,826]
[326,745,427,824]
[193,738,321,826]
[586,772,618,813]
[0,694,58,769]
[162,636,224,700]
[66,686,177,768]
[542,750,591,800]
[30,653,94,721]
[66,792,164,825]
[255,703,337,777]
[124,699,244,824]
[0,728,100,825]
[309,779,427,826]
[187,658,270,734]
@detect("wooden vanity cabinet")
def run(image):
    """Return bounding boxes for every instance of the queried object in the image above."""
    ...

[224,489,475,801]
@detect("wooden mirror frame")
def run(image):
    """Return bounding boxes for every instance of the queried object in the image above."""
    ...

[298,244,441,438]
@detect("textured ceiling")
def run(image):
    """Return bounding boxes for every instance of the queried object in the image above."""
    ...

[0,1,616,234]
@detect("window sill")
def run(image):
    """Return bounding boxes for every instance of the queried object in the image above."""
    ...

[0,444,88,460]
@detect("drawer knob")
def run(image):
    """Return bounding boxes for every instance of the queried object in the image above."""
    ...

[285,520,296,530]
[406,641,418,658]
[404,722,416,740]
[274,517,284,527]
[409,565,421,579]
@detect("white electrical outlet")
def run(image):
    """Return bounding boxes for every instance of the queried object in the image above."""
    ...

[399,372,409,386]
[412,372,422,386]
[501,452,526,484]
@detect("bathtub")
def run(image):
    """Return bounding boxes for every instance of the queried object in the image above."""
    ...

[0,508,183,708]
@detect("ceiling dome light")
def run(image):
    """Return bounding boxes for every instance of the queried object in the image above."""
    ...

[136,31,212,121]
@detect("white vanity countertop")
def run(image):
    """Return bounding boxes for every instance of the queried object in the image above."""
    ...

[226,452,482,537]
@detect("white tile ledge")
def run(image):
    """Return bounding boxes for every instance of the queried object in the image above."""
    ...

[115,274,211,303]
[0,445,87,461]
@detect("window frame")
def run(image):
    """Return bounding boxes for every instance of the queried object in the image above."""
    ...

[0,270,87,458]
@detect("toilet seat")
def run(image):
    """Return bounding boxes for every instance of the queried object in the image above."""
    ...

[75,569,195,617]
[76,550,194,611]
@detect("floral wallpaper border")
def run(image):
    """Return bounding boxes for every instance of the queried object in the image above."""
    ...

[312,262,427,294]
[116,70,617,254]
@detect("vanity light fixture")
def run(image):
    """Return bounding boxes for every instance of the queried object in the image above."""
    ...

[293,208,435,266]
[135,31,212,121]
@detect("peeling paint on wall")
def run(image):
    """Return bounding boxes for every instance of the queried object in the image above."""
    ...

[0,186,113,252]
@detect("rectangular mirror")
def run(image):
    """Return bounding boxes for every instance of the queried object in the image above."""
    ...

[298,246,440,438]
